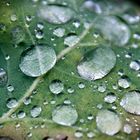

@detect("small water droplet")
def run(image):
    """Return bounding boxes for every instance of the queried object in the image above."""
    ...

[30,106,42,118]
[104,93,116,104]
[118,76,131,89]
[53,27,65,37]
[10,14,17,22]
[123,124,132,134]
[0,68,7,87]
[78,82,85,89]
[6,98,18,109]
[74,131,83,138]
[49,80,64,95]
[129,60,140,71]
[64,35,80,47]
[7,85,14,92]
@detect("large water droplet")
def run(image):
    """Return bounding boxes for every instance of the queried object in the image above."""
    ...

[94,16,130,46]
[19,44,56,77]
[96,110,122,135]
[39,5,74,24]
[0,68,7,87]
[77,46,116,80]
[52,105,78,126]
[120,91,140,115]
[49,80,64,95]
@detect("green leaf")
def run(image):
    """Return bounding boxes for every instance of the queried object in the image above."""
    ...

[0,0,140,140]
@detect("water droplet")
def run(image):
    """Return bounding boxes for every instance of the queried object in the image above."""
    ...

[37,22,44,30]
[118,76,131,89]
[0,23,6,32]
[129,60,140,71]
[30,106,42,118]
[123,124,132,134]
[39,5,74,24]
[0,68,7,87]
[83,0,102,14]
[74,131,83,138]
[64,35,80,47]
[94,16,130,46]
[19,44,56,77]
[53,27,65,37]
[49,80,64,95]
[96,110,122,135]
[67,87,74,93]
[26,15,33,22]
[23,97,31,105]
[78,82,85,89]
[6,98,18,109]
[98,84,106,93]
[52,105,78,126]
[35,30,44,39]
[17,111,26,119]
[77,46,116,80]
[7,85,14,92]
[87,132,95,138]
[11,26,25,44]
[120,91,140,115]
[10,14,17,22]
[104,93,116,103]
[72,20,81,28]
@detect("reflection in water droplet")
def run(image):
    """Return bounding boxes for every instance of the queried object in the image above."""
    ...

[94,16,130,46]
[96,110,121,135]
[120,91,140,115]
[0,68,7,87]
[30,106,42,118]
[19,44,56,77]
[6,98,18,109]
[49,80,64,95]
[77,46,116,81]
[64,35,80,47]
[53,27,65,37]
[52,105,78,126]
[39,5,74,24]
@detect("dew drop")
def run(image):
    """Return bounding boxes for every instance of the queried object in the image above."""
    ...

[19,44,56,77]
[96,110,122,135]
[52,105,78,126]
[10,14,17,22]
[49,80,64,95]
[74,131,83,138]
[118,76,131,89]
[94,16,130,46]
[30,106,42,118]
[53,27,65,38]
[120,91,140,115]
[123,124,132,134]
[77,46,116,81]
[39,5,74,24]
[17,111,26,119]
[7,85,14,92]
[64,35,80,47]
[6,98,18,109]
[104,93,116,104]
[0,68,7,87]
[129,60,140,71]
